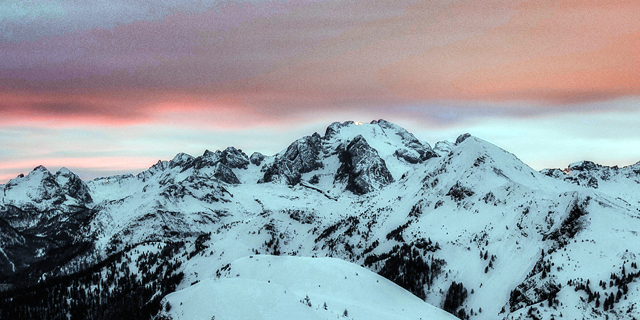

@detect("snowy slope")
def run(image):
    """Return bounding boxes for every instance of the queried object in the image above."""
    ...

[158,255,458,320]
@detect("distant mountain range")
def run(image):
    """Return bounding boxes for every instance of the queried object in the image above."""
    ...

[1,119,640,320]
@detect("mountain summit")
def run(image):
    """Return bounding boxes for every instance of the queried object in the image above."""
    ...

[1,120,640,320]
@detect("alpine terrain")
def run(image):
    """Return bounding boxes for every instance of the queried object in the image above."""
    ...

[1,119,640,320]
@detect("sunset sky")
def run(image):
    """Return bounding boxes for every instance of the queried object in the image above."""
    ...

[2,0,640,183]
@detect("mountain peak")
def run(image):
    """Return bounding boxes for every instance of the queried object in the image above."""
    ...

[219,147,250,169]
[54,167,93,203]
[568,161,600,171]
[325,119,408,138]
[55,167,73,175]
[3,164,63,207]
[336,134,394,194]
[32,165,50,173]
[455,133,472,145]
[171,152,194,164]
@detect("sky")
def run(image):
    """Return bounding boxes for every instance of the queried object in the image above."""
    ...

[1,0,640,183]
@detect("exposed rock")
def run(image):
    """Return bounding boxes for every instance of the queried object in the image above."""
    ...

[542,162,604,189]
[219,147,250,169]
[568,161,600,171]
[586,176,598,188]
[446,181,474,202]
[212,163,241,184]
[143,160,171,179]
[394,148,422,164]
[540,168,564,179]
[250,152,265,166]
[169,153,195,169]
[55,168,93,203]
[336,135,394,195]
[260,133,323,185]
[0,166,97,278]
[324,121,353,140]
[193,150,220,170]
[455,133,471,145]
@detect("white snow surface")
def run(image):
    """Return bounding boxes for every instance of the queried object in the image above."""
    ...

[159,255,458,320]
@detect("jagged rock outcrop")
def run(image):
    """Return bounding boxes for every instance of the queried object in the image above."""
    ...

[142,149,245,184]
[191,147,248,174]
[169,153,195,169]
[212,163,240,184]
[324,121,352,140]
[373,119,438,162]
[433,141,454,157]
[541,160,640,190]
[336,135,394,194]
[455,133,471,145]
[218,147,250,169]
[250,152,265,166]
[326,120,438,164]
[55,168,93,203]
[193,150,220,170]
[569,160,600,172]
[260,133,323,185]
[394,148,423,164]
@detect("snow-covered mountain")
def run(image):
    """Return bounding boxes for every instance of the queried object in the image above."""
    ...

[1,119,640,320]
[157,255,457,320]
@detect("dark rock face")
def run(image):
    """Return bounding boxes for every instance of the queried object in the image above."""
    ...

[219,147,250,169]
[569,161,600,171]
[336,135,394,195]
[541,168,564,179]
[250,152,265,166]
[260,133,323,185]
[194,148,249,170]
[394,149,421,164]
[212,163,241,184]
[55,168,93,203]
[542,162,608,189]
[169,153,195,169]
[161,149,246,184]
[585,176,598,188]
[455,133,472,145]
[446,182,474,202]
[324,121,352,140]
[193,150,220,170]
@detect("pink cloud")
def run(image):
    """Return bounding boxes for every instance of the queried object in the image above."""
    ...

[0,0,638,132]
[376,0,640,102]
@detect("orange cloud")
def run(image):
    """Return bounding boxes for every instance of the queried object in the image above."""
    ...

[2,0,639,129]
[455,32,640,102]
[377,0,640,102]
